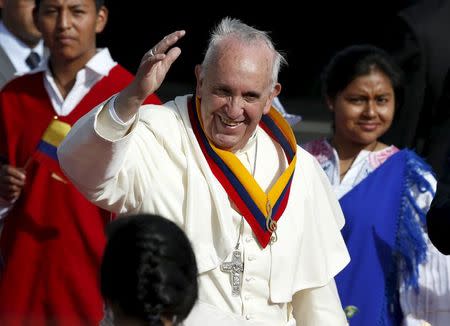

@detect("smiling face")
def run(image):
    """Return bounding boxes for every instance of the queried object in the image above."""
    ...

[329,69,395,148]
[195,37,281,152]
[34,0,107,65]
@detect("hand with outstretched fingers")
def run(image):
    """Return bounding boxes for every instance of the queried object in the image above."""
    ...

[115,30,186,120]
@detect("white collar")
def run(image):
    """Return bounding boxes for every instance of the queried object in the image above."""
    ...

[234,130,258,155]
[40,48,116,78]
[41,48,117,116]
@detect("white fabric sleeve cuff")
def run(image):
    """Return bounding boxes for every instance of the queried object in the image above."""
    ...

[108,94,136,127]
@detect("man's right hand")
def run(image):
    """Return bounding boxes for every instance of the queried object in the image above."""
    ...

[0,165,26,202]
[115,30,186,122]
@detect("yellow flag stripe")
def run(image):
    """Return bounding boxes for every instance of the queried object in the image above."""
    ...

[41,119,71,147]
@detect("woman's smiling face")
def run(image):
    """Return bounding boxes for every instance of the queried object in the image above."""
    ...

[330,69,396,146]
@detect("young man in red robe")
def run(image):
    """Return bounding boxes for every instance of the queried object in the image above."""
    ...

[0,0,160,324]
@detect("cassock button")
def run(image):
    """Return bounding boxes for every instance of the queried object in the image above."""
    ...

[245,315,253,320]
[248,255,256,261]
[245,236,253,243]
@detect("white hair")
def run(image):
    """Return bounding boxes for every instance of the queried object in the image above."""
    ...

[201,17,287,87]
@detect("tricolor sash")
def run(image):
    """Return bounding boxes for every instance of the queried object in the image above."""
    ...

[188,96,297,248]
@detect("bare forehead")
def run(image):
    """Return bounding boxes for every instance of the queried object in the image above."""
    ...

[347,70,394,91]
[39,0,94,7]
[213,38,274,71]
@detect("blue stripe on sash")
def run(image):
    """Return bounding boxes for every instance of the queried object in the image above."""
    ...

[261,114,294,161]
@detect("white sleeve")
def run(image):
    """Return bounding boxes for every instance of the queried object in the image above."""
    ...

[58,98,144,213]
[291,279,348,326]
[58,97,183,215]
[399,171,450,325]
[107,94,136,126]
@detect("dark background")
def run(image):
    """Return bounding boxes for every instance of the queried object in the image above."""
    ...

[99,1,411,103]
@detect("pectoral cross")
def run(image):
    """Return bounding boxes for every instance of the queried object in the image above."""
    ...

[220,250,244,296]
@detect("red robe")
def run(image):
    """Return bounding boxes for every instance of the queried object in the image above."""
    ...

[0,66,160,325]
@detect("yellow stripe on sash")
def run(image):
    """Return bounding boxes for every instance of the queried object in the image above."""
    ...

[268,108,297,151]
[195,97,297,218]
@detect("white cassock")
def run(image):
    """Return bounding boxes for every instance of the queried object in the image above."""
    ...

[58,95,350,325]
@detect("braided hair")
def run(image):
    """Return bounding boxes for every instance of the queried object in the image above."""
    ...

[101,214,198,326]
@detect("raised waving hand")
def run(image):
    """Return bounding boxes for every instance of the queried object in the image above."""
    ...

[115,30,186,120]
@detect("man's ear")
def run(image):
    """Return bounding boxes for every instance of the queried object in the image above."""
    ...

[194,64,203,98]
[95,6,108,34]
[263,83,281,115]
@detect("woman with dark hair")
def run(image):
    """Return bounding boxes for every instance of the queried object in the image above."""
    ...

[100,214,198,326]
[304,45,450,325]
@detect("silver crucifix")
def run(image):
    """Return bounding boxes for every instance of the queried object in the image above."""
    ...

[220,250,244,296]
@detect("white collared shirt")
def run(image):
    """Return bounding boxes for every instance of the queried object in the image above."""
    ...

[0,21,44,74]
[40,48,117,116]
